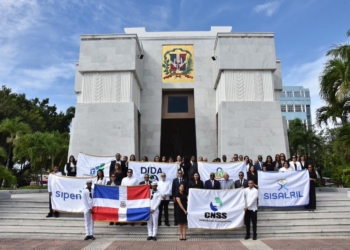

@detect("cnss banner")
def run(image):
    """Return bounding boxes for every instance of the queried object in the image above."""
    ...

[198,162,247,182]
[50,174,92,213]
[258,170,310,207]
[128,162,177,183]
[76,153,114,177]
[188,188,245,229]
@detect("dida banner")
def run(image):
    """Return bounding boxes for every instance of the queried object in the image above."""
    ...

[188,188,245,229]
[128,161,178,184]
[258,170,310,207]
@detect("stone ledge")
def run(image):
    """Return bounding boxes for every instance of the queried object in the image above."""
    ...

[0,189,47,194]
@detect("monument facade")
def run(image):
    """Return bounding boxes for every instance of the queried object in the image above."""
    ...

[69,27,289,160]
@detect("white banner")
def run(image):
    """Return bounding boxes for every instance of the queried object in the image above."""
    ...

[76,153,114,177]
[51,174,92,213]
[198,162,247,182]
[188,188,245,229]
[258,170,310,207]
[128,162,178,184]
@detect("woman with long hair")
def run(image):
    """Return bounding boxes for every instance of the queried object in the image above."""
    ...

[299,155,308,170]
[161,156,167,162]
[94,169,106,186]
[273,154,282,170]
[154,155,160,162]
[244,156,251,172]
[279,153,287,166]
[263,155,275,171]
[129,154,136,161]
[189,173,204,189]
[306,164,317,211]
[66,155,77,177]
[247,165,258,189]
[176,184,188,240]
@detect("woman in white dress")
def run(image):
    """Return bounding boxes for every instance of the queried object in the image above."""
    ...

[93,170,107,187]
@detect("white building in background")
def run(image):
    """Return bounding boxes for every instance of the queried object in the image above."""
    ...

[68,27,289,160]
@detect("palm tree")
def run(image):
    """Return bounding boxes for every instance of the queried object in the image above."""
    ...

[316,97,350,126]
[0,117,31,169]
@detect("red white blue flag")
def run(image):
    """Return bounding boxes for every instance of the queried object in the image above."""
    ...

[92,185,150,222]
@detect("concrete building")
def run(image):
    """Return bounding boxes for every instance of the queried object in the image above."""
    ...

[68,27,289,161]
[280,86,312,129]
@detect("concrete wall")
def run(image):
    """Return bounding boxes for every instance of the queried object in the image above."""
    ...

[217,101,288,161]
[68,102,139,158]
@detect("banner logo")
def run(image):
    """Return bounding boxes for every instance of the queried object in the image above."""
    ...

[210,197,223,211]
[277,179,288,191]
[215,168,225,180]
[149,174,159,182]
[90,163,105,175]
[120,201,126,208]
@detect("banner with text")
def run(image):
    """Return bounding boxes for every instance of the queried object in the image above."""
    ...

[128,162,178,183]
[198,162,247,182]
[77,153,114,177]
[188,188,245,229]
[51,174,92,213]
[258,170,310,207]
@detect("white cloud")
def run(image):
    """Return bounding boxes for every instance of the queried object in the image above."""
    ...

[253,0,282,17]
[284,55,328,126]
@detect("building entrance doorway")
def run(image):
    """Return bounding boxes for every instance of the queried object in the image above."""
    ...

[160,91,197,159]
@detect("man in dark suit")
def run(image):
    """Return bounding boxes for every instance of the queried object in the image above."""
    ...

[139,174,152,188]
[254,155,263,171]
[109,153,127,178]
[204,172,221,189]
[188,156,198,180]
[172,170,187,226]
[235,171,248,188]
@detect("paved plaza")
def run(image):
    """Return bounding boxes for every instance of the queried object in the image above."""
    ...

[0,236,350,250]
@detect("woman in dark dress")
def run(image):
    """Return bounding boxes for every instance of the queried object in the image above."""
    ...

[113,163,123,185]
[299,155,308,170]
[66,155,77,177]
[180,157,191,181]
[176,184,188,240]
[247,165,258,189]
[263,155,275,171]
[306,164,317,211]
[189,173,204,189]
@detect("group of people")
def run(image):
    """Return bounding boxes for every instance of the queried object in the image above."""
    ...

[48,152,317,241]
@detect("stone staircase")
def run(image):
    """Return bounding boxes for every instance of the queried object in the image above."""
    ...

[0,191,350,238]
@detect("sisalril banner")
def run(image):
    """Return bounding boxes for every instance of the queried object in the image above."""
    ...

[76,153,114,178]
[50,174,92,213]
[187,188,245,229]
[128,161,178,184]
[198,162,247,182]
[258,170,310,207]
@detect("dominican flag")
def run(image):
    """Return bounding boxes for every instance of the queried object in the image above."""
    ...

[92,185,150,222]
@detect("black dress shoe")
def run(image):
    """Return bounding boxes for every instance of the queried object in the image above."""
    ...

[141,222,147,226]
[253,236,257,240]
[244,235,250,240]
[90,235,96,240]
[158,223,161,226]
[165,223,170,226]
[46,214,53,218]
[109,222,114,225]
[147,236,153,241]
[152,237,157,241]
[84,236,90,240]
[174,223,178,226]
[54,213,59,218]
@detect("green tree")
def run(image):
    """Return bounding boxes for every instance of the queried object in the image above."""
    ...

[0,117,31,169]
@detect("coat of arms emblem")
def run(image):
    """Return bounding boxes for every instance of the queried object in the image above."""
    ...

[162,45,194,83]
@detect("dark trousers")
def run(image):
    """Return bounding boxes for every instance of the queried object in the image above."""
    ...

[173,201,178,225]
[245,210,257,236]
[48,195,59,216]
[158,200,170,225]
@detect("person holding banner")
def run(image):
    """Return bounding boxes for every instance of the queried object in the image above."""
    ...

[158,173,171,226]
[189,173,204,189]
[244,180,258,240]
[129,154,136,161]
[279,161,293,172]
[235,172,248,189]
[83,180,95,240]
[93,170,107,187]
[46,166,62,218]
[306,164,317,211]
[147,182,162,241]
[263,155,276,172]
[176,183,188,241]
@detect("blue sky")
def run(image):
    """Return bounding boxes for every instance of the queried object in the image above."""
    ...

[1,0,349,124]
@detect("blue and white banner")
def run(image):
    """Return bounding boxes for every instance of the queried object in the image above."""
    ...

[128,162,178,184]
[76,153,114,178]
[198,162,247,182]
[50,174,92,213]
[188,188,245,229]
[258,170,310,207]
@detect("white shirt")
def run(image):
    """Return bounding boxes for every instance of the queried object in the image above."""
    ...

[279,167,293,172]
[157,179,172,200]
[121,176,138,186]
[150,190,162,211]
[289,161,301,171]
[93,177,107,188]
[244,187,258,211]
[70,162,76,172]
[82,188,93,212]
[47,171,62,192]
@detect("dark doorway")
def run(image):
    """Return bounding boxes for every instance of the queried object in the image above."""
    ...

[160,119,197,159]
